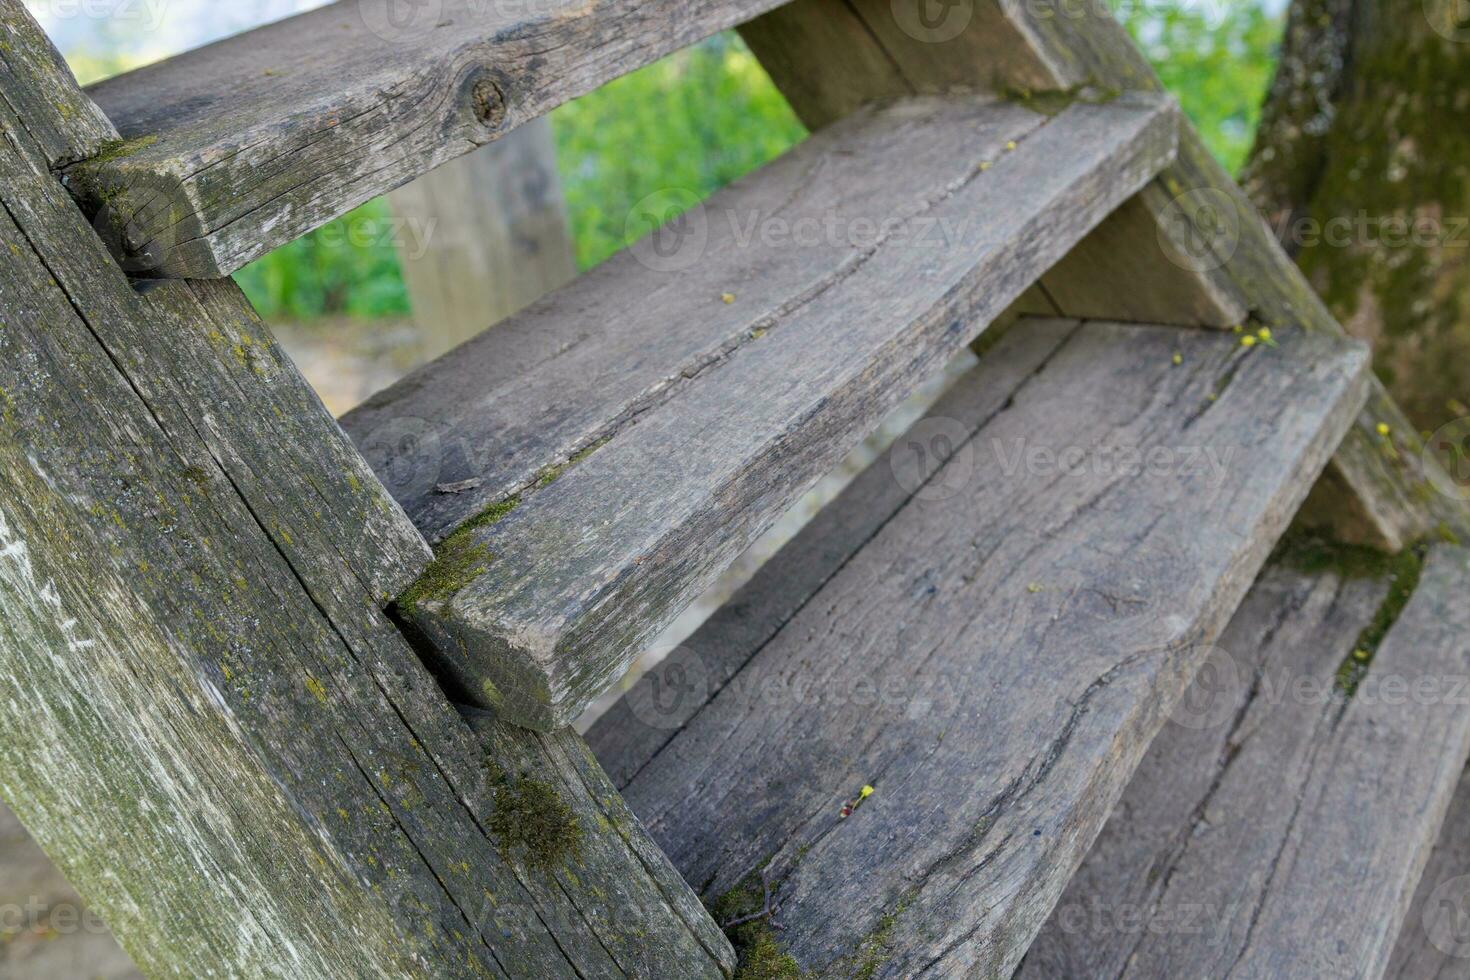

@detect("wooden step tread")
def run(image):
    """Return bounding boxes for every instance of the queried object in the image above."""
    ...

[66,0,794,279]
[1021,542,1470,980]
[346,93,1180,731]
[585,317,1370,978]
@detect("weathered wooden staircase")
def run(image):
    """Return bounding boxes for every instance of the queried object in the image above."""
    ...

[1,0,1468,977]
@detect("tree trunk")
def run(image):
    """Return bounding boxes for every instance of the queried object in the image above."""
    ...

[1242,0,1470,432]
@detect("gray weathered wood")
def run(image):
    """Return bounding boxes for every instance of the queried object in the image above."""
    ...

[388,118,576,361]
[591,317,1370,978]
[740,0,1470,551]
[1023,545,1470,979]
[357,94,1180,731]
[1387,764,1470,979]
[2,4,429,606]
[65,0,793,278]
[0,7,733,975]
[739,0,1249,329]
[0,4,113,167]
[588,316,1078,787]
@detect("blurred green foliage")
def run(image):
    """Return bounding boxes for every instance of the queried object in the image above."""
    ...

[551,33,807,271]
[232,197,413,319]
[222,9,1283,321]
[1117,0,1281,173]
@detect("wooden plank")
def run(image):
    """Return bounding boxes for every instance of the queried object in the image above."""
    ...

[740,0,1470,548]
[387,118,577,361]
[347,94,1057,539]
[591,318,1370,978]
[738,0,1249,328]
[3,3,431,606]
[588,316,1079,787]
[0,4,113,168]
[0,7,733,976]
[359,93,1180,730]
[65,0,794,278]
[1387,764,1470,978]
[1023,544,1470,979]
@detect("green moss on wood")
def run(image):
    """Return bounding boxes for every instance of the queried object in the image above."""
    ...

[734,932,805,980]
[482,759,583,874]
[1271,529,1427,699]
[1004,83,1122,117]
[396,496,519,615]
[710,871,805,979]
[1271,528,1404,580]
[79,134,158,167]
[534,462,566,489]
[1335,544,1426,697]
[533,437,612,490]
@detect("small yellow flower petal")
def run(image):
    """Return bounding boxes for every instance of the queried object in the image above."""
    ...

[1005,140,1017,151]
[1027,582,1043,594]
[978,160,992,172]
[860,785,875,799]
[1257,327,1272,340]
[1376,422,1391,437]
[1240,335,1257,348]
[721,293,736,305]
[1172,353,1183,366]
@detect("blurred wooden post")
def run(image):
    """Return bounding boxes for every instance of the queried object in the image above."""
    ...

[388,118,576,360]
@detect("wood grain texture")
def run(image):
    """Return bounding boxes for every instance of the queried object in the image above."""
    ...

[739,0,1249,328]
[741,0,1470,548]
[387,118,576,360]
[363,94,1180,730]
[587,318,1079,787]
[1024,545,1470,979]
[0,8,731,975]
[3,4,428,612]
[0,3,114,168]
[1387,763,1470,979]
[594,318,1370,978]
[66,0,792,278]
